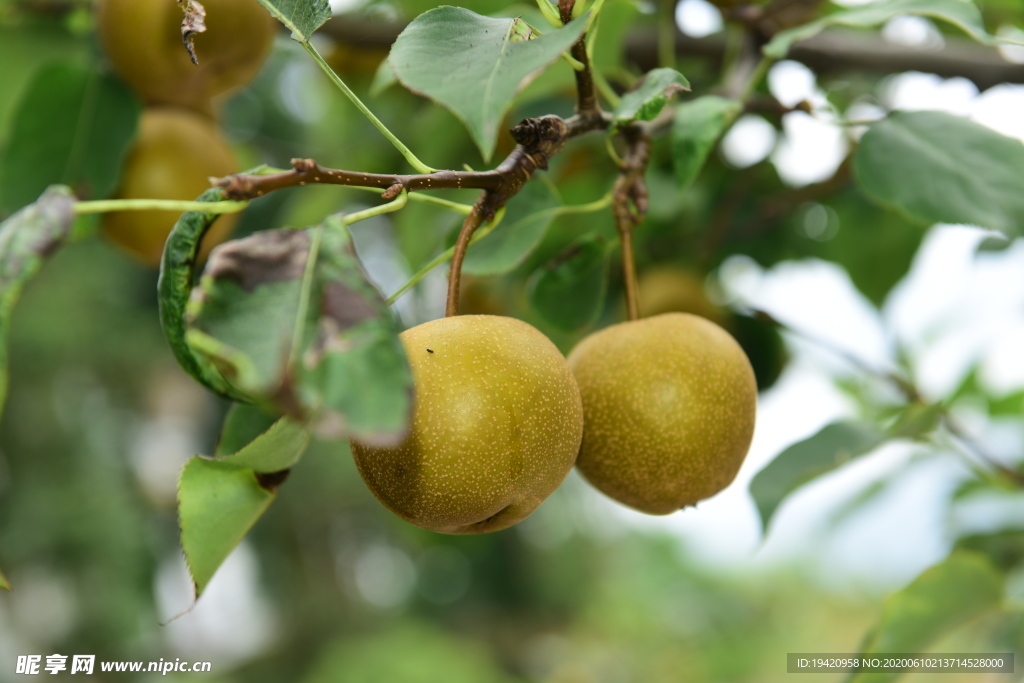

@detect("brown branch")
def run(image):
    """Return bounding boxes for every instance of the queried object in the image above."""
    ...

[316,17,1024,91]
[612,127,651,321]
[217,115,581,202]
[554,0,603,126]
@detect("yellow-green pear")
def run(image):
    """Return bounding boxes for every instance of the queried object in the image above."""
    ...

[350,315,583,534]
[568,313,757,514]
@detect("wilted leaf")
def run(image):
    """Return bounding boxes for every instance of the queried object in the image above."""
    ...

[389,6,587,160]
[0,62,139,214]
[850,551,1003,683]
[255,0,331,42]
[528,234,610,331]
[0,186,76,415]
[158,188,244,401]
[764,0,995,59]
[750,421,887,533]
[462,179,562,275]
[184,216,412,444]
[613,68,690,126]
[178,0,207,65]
[672,95,741,189]
[854,111,1024,235]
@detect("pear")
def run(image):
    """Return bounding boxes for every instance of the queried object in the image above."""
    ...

[350,315,583,534]
[567,313,756,514]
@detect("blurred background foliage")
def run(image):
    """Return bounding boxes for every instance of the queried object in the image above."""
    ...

[3,0,1024,680]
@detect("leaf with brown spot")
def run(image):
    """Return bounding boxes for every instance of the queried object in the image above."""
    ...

[184,215,413,444]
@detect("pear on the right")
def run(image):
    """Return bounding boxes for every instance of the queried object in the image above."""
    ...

[567,313,757,514]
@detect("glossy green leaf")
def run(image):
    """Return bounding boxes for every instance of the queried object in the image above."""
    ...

[613,68,690,126]
[850,551,1003,683]
[255,0,331,42]
[185,217,413,444]
[751,421,887,533]
[672,95,741,189]
[157,188,242,401]
[528,234,610,331]
[462,179,562,275]
[854,111,1024,235]
[764,0,995,59]
[389,6,587,160]
[178,457,279,596]
[214,403,311,471]
[0,186,75,416]
[0,63,139,214]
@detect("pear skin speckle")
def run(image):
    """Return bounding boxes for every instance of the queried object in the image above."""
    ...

[350,315,584,534]
[568,313,757,514]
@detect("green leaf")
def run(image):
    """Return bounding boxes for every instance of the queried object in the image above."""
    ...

[854,111,1024,235]
[254,0,331,42]
[389,6,588,160]
[185,217,413,444]
[0,63,140,214]
[214,403,311,471]
[613,68,690,126]
[178,457,279,596]
[462,179,562,275]
[528,234,610,331]
[850,551,1003,683]
[177,403,311,595]
[672,95,741,189]
[0,186,76,416]
[158,188,243,401]
[370,59,398,97]
[764,0,995,60]
[750,421,887,533]
[887,401,944,440]
[0,568,9,591]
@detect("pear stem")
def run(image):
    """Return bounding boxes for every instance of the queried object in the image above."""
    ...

[619,228,640,321]
[612,128,651,322]
[446,195,491,317]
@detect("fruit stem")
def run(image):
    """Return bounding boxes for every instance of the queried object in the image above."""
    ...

[73,198,248,214]
[386,189,612,306]
[446,200,489,317]
[619,228,640,321]
[386,206,507,305]
[301,41,438,175]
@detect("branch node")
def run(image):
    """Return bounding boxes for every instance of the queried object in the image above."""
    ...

[381,183,405,200]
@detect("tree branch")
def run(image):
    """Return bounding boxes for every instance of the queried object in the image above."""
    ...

[320,16,1024,91]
